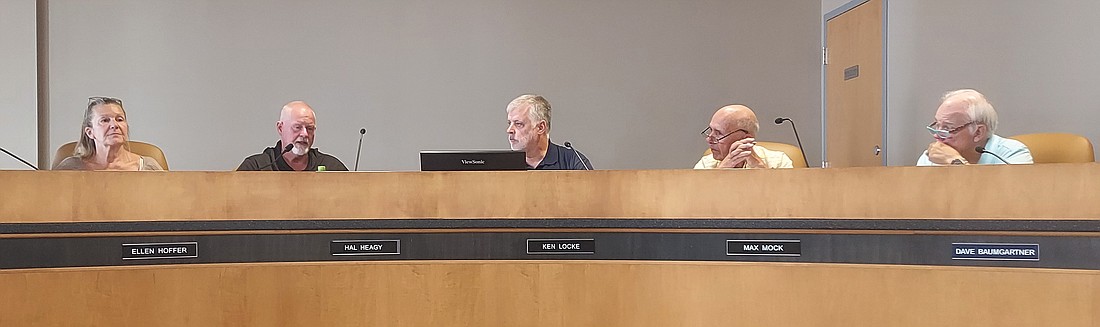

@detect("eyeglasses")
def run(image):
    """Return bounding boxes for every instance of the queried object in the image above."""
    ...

[701,127,749,143]
[88,96,123,107]
[926,121,973,139]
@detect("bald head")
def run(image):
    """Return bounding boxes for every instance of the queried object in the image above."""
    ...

[280,101,316,123]
[277,100,318,156]
[711,105,759,135]
[706,104,760,160]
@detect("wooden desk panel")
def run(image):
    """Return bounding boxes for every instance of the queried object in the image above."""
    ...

[2,261,1096,326]
[3,166,1099,326]
[2,164,1099,222]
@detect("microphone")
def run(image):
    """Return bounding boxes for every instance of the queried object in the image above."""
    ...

[354,128,366,171]
[0,146,38,170]
[256,143,295,171]
[975,146,1010,164]
[774,117,809,167]
[562,141,591,170]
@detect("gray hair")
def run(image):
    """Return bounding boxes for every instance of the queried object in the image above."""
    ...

[734,115,760,135]
[942,89,998,133]
[719,104,760,135]
[506,94,552,131]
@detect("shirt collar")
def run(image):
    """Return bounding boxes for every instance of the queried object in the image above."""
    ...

[984,134,1002,148]
[533,140,561,169]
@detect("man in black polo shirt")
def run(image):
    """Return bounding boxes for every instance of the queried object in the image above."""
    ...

[505,94,593,170]
[237,101,348,171]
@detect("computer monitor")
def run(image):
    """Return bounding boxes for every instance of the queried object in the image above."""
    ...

[419,150,528,171]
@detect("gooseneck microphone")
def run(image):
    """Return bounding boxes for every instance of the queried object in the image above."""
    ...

[975,146,1011,164]
[562,141,592,170]
[354,128,366,171]
[0,146,39,170]
[774,117,809,167]
[256,143,295,171]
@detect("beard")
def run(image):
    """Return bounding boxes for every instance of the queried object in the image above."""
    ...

[291,140,309,156]
[508,137,525,151]
[290,137,312,156]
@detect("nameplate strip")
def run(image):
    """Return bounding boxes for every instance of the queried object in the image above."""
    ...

[952,243,1039,261]
[331,240,401,256]
[527,239,595,255]
[122,242,199,260]
[727,239,801,257]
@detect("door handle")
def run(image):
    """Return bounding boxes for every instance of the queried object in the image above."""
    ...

[873,145,882,156]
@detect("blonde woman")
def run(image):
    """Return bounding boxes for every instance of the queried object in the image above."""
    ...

[54,97,163,171]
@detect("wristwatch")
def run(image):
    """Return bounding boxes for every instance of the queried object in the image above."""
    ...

[950,158,968,165]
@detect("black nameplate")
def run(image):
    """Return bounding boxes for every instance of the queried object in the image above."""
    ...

[331,239,400,256]
[527,239,595,255]
[844,65,860,80]
[726,240,801,256]
[952,243,1039,261]
[122,242,199,260]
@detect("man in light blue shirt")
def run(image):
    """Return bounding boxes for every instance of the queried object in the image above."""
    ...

[917,89,1033,166]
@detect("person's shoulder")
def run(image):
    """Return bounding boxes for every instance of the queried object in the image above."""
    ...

[542,141,563,157]
[242,152,269,161]
[243,146,280,162]
[237,149,274,171]
[996,135,1029,150]
[313,149,348,170]
[694,155,717,169]
[53,156,85,170]
[757,146,790,159]
[141,156,164,171]
[551,142,593,170]
[992,135,1033,163]
[753,146,793,169]
[312,149,342,162]
[555,143,579,158]
[769,149,795,168]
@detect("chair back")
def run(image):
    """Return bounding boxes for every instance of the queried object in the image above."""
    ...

[757,141,808,168]
[52,141,169,170]
[1009,133,1094,164]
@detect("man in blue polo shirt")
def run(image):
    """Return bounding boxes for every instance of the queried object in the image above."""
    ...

[917,89,1032,166]
[505,94,593,170]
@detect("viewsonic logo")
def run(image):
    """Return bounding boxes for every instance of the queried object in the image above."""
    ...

[461,159,486,165]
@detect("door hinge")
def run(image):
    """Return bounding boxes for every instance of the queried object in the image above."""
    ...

[823,47,829,65]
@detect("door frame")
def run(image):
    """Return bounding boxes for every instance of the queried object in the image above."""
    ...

[822,0,889,167]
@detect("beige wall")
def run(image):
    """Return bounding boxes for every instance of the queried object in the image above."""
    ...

[17,1,1100,170]
[885,0,1100,165]
[44,0,822,170]
[823,0,1100,165]
[0,0,37,170]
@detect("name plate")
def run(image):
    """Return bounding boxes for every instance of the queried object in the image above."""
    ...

[844,65,860,80]
[527,239,595,255]
[952,243,1039,261]
[727,240,801,257]
[331,240,401,256]
[122,242,199,260]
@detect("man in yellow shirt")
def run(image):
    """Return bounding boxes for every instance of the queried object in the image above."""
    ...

[695,104,793,169]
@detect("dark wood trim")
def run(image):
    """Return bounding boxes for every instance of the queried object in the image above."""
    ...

[35,0,49,169]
